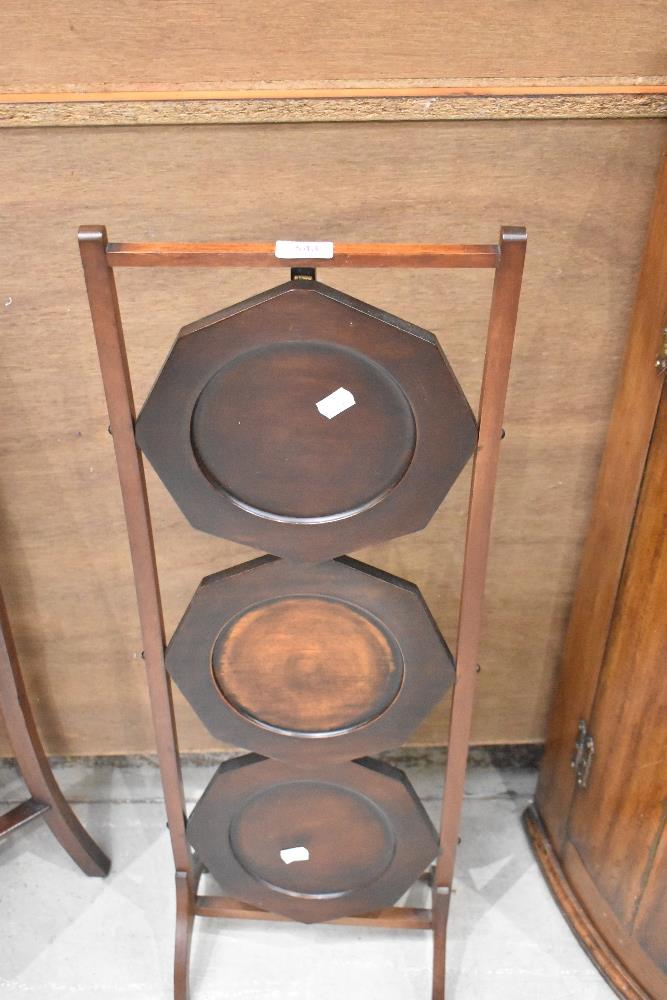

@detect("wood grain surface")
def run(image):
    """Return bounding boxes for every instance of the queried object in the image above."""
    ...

[134,278,477,560]
[524,806,659,1000]
[214,597,401,734]
[0,118,664,755]
[634,829,667,976]
[1,1,666,91]
[563,388,666,991]
[535,148,667,850]
[560,842,666,999]
[165,555,454,764]
[187,754,439,922]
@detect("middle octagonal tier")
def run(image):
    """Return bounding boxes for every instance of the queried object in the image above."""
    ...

[135,278,477,561]
[166,555,455,766]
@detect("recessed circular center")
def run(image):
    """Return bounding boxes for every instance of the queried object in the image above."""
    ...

[212,597,404,735]
[229,781,395,896]
[190,342,416,520]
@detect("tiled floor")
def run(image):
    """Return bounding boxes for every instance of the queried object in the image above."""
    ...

[0,758,616,999]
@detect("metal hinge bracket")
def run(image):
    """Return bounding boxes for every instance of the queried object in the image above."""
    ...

[291,266,316,281]
[571,719,595,788]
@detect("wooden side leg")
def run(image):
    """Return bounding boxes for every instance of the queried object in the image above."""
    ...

[431,885,451,1000]
[174,863,204,1000]
[432,228,526,1000]
[174,871,195,1000]
[0,588,110,877]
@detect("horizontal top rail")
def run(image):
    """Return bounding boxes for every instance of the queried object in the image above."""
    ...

[105,241,500,269]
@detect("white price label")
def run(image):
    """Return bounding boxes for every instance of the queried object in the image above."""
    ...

[275,240,334,260]
[316,387,356,420]
[280,846,310,865]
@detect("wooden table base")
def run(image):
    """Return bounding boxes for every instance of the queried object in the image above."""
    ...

[0,586,110,877]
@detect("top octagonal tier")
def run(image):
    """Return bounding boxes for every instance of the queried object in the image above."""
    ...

[136,278,477,561]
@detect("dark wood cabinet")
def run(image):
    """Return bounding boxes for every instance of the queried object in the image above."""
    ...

[526,152,667,1000]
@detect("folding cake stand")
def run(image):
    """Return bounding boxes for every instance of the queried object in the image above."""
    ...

[80,227,526,999]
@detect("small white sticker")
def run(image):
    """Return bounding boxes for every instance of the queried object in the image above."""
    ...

[275,240,334,260]
[316,387,356,420]
[280,846,310,865]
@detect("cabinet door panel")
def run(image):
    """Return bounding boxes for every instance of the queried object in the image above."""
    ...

[567,389,666,932]
[535,149,667,853]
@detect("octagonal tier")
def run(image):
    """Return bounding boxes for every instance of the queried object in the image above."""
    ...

[165,555,455,765]
[135,278,477,560]
[187,754,439,923]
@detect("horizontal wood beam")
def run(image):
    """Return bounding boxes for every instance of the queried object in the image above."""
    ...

[2,82,666,127]
[105,241,500,269]
[195,895,433,929]
[0,798,50,839]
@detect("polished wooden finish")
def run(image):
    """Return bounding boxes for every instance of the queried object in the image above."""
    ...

[81,226,525,997]
[174,867,200,1000]
[187,754,439,924]
[0,583,109,875]
[108,242,499,268]
[165,555,454,765]
[135,277,477,560]
[524,806,655,1000]
[530,153,667,1000]
[216,598,399,730]
[0,797,49,838]
[431,885,451,998]
[634,833,667,984]
[554,388,666,999]
[78,228,191,876]
[536,149,667,851]
[195,895,432,929]
[432,228,526,1000]
[560,842,666,1000]
[566,389,666,935]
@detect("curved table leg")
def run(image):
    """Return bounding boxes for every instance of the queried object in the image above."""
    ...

[0,587,110,877]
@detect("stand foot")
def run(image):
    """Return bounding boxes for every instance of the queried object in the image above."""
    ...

[174,871,195,1000]
[174,864,204,1000]
[431,885,451,1000]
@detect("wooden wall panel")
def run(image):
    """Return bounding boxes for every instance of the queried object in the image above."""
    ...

[1,0,666,92]
[0,118,664,755]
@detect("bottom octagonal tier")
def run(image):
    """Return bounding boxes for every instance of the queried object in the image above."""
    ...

[187,754,439,924]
